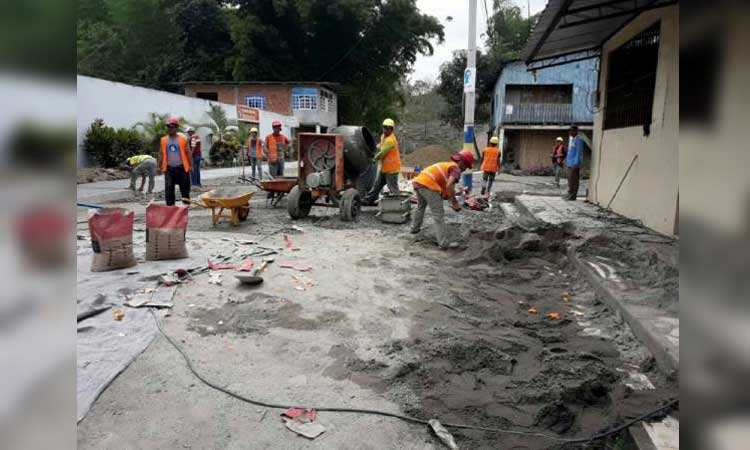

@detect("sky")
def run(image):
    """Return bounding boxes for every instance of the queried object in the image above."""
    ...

[410,0,548,82]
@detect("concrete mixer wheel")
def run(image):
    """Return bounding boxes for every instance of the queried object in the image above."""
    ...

[340,188,361,222]
[288,186,312,220]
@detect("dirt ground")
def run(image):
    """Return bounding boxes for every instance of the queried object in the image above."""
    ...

[77,180,677,449]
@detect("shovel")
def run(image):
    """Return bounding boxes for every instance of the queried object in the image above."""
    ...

[235,257,273,285]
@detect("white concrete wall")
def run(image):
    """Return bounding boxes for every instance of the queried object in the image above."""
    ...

[77,76,296,166]
[589,5,679,236]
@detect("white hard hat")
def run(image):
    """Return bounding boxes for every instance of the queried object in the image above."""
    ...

[185,126,194,133]
[555,136,564,141]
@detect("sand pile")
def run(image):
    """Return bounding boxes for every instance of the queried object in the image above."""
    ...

[401,144,455,167]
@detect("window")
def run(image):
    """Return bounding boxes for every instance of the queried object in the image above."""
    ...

[320,90,335,112]
[244,95,265,109]
[604,23,661,130]
[292,94,317,111]
[196,92,218,101]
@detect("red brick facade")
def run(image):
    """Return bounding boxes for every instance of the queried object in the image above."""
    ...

[184,84,292,115]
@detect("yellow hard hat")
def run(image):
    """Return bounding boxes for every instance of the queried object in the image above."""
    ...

[382,118,395,128]
[250,127,258,133]
[490,136,499,144]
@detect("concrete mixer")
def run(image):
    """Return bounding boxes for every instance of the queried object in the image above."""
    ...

[287,126,377,221]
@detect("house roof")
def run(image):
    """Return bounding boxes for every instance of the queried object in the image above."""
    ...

[180,81,340,91]
[522,0,677,68]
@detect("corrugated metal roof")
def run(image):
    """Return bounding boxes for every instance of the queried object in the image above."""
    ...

[522,0,677,64]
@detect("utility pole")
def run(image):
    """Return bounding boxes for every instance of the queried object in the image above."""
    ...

[462,0,478,192]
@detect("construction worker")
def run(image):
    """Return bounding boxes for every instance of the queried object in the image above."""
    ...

[248,127,263,179]
[265,120,289,178]
[551,136,566,187]
[122,154,156,195]
[480,136,501,197]
[363,118,401,205]
[564,125,591,201]
[410,150,474,250]
[186,126,202,186]
[158,117,191,206]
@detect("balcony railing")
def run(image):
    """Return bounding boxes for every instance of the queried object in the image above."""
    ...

[503,102,572,125]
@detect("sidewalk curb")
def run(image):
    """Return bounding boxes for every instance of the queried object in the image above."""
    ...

[566,244,679,378]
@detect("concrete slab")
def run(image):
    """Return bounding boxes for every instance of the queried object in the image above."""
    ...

[630,416,679,450]
[514,194,607,229]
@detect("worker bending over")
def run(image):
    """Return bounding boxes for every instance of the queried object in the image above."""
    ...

[248,127,263,179]
[363,118,401,205]
[265,120,289,178]
[122,154,156,195]
[410,150,474,250]
[480,136,501,197]
[158,117,192,206]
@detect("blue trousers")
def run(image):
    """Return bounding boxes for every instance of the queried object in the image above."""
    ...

[191,155,201,185]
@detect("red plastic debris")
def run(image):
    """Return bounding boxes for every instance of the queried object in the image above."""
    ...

[239,259,254,272]
[282,408,316,422]
[283,234,299,251]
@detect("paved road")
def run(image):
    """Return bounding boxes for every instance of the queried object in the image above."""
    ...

[77,163,298,203]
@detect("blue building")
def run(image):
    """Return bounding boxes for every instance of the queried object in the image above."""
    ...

[490,58,598,169]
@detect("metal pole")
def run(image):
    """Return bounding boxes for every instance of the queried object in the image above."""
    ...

[462,0,478,193]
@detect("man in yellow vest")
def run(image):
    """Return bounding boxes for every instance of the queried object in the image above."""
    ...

[157,117,192,206]
[480,136,501,197]
[363,118,401,205]
[410,150,474,250]
[247,127,263,179]
[122,154,156,194]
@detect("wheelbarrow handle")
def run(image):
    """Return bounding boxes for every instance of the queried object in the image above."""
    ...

[181,198,204,207]
[239,176,263,188]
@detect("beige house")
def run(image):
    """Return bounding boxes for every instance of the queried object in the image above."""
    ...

[523,0,679,236]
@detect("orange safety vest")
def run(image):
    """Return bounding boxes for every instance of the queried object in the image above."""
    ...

[265,133,288,162]
[380,133,401,173]
[160,134,190,172]
[413,162,459,196]
[248,136,262,158]
[480,146,500,173]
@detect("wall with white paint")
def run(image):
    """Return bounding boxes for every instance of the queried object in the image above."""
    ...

[77,76,297,166]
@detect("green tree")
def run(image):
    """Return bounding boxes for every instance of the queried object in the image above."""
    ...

[436,0,533,130]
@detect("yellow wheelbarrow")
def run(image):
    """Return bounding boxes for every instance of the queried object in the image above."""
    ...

[183,187,256,226]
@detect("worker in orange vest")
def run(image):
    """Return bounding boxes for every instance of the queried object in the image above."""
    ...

[157,117,191,206]
[265,120,290,178]
[363,118,401,205]
[410,150,474,250]
[480,136,501,197]
[248,127,263,179]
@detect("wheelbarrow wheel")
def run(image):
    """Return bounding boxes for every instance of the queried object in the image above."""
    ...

[238,204,250,221]
[339,188,361,222]
[287,186,312,220]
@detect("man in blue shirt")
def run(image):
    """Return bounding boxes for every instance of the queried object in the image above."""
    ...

[565,125,587,201]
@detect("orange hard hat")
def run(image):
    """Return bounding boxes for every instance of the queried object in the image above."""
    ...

[272,120,282,127]
[166,117,179,126]
[452,150,474,167]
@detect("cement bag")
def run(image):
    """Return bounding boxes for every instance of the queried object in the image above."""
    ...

[88,208,137,272]
[145,204,188,260]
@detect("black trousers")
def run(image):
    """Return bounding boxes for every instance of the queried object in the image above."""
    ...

[165,166,191,206]
[567,167,580,200]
